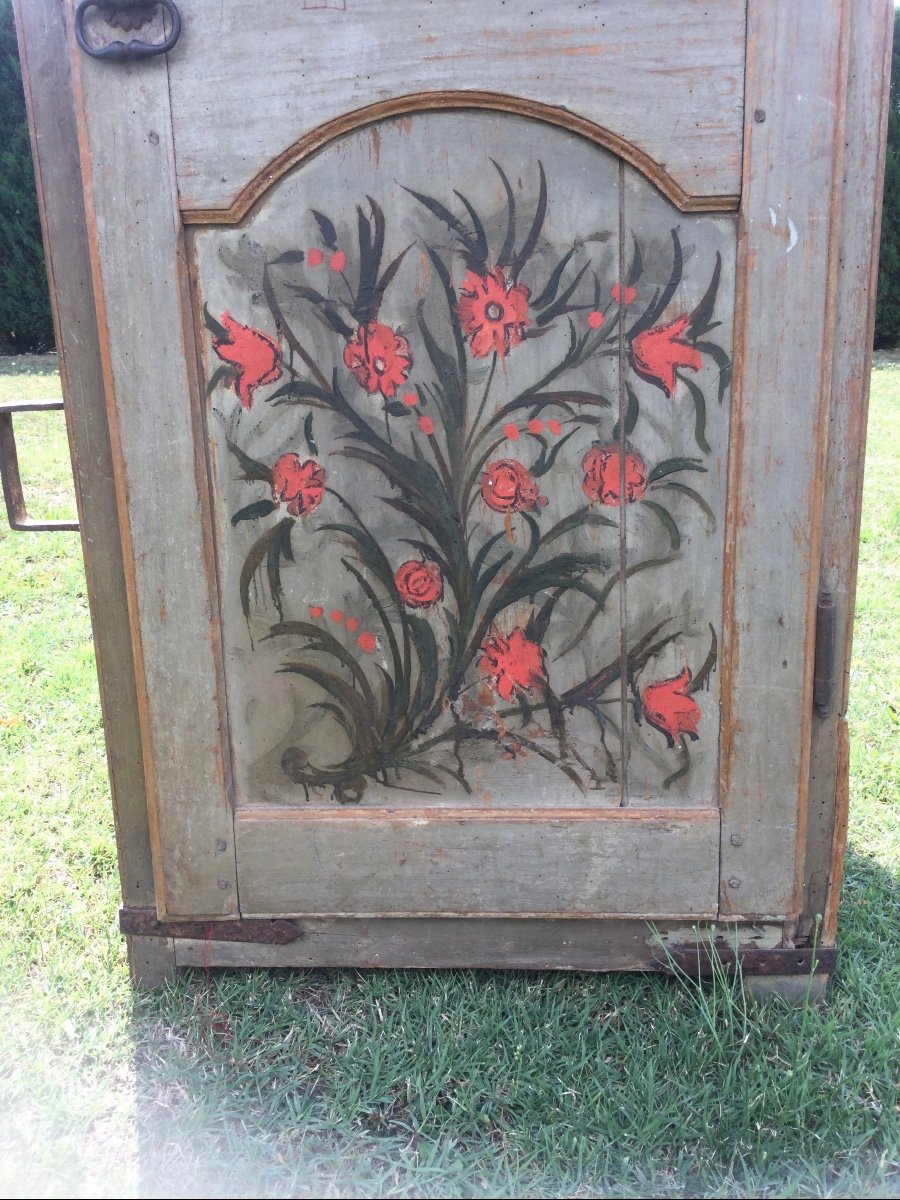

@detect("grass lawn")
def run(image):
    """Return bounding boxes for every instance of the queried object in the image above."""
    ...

[0,354,897,1199]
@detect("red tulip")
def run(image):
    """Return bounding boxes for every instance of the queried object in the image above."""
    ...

[630,313,701,397]
[212,312,282,409]
[478,627,547,702]
[395,559,444,609]
[270,454,325,517]
[455,267,530,358]
[641,666,701,748]
[581,445,647,506]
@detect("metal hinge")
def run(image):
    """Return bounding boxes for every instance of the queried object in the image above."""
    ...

[660,943,837,977]
[813,589,837,718]
[120,907,304,945]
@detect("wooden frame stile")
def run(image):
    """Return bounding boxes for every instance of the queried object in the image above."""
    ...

[11,0,174,983]
[719,0,851,925]
[806,0,894,947]
[65,10,238,921]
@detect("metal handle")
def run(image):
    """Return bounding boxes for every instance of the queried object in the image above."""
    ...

[74,0,181,62]
[0,400,79,532]
[813,589,837,718]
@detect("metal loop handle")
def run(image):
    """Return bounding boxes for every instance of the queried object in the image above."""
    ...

[74,0,181,62]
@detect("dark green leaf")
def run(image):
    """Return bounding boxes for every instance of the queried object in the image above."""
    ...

[268,620,377,710]
[203,303,228,340]
[383,400,413,417]
[532,428,577,478]
[239,518,292,620]
[694,340,733,402]
[626,233,644,286]
[510,161,547,281]
[688,251,722,339]
[533,247,578,311]
[613,385,640,441]
[540,507,618,547]
[647,456,706,485]
[303,411,318,456]
[535,262,590,326]
[231,499,277,526]
[311,210,338,250]
[205,363,235,396]
[268,380,333,405]
[682,377,711,454]
[643,500,681,551]
[408,615,439,717]
[654,480,717,530]
[269,250,306,265]
[491,159,517,267]
[689,623,718,693]
[226,438,273,484]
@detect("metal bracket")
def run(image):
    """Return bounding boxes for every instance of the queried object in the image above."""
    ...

[74,0,181,62]
[0,399,79,532]
[813,589,837,717]
[119,907,304,945]
[660,943,837,977]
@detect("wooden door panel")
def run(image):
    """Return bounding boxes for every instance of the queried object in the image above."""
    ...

[235,807,719,917]
[191,110,734,824]
[168,0,747,216]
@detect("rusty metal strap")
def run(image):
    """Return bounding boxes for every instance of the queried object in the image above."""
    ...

[0,398,79,532]
[119,907,304,945]
[661,944,838,978]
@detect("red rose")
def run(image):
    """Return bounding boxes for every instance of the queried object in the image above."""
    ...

[581,445,647,506]
[481,459,546,513]
[270,454,325,517]
[478,627,547,702]
[455,267,530,358]
[630,313,701,397]
[642,666,701,748]
[342,321,412,400]
[395,559,444,609]
[212,312,282,409]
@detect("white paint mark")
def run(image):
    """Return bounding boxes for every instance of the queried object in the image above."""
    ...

[786,218,798,254]
[769,207,777,227]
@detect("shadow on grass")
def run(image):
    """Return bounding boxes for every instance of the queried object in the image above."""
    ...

[123,845,898,1200]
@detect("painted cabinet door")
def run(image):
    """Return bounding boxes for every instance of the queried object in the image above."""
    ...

[66,2,849,924]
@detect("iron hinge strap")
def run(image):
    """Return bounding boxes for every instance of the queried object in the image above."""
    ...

[813,589,838,718]
[119,907,304,945]
[660,944,837,977]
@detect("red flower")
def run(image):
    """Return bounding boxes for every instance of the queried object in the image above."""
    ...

[630,314,701,397]
[395,559,444,609]
[641,666,701,748]
[611,283,637,306]
[481,459,546,513]
[307,248,324,266]
[345,616,359,632]
[212,312,282,409]
[309,605,324,620]
[402,391,419,408]
[418,415,435,436]
[270,454,325,517]
[587,310,604,330]
[581,445,647,506]
[343,321,412,400]
[503,423,520,441]
[330,610,344,623]
[358,631,377,654]
[478,627,547,702]
[527,418,544,435]
[330,250,346,272]
[455,268,530,358]
[548,418,562,436]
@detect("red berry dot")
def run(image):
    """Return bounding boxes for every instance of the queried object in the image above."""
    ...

[503,423,520,441]
[527,418,544,435]
[345,616,359,632]
[330,610,344,623]
[418,416,435,436]
[548,418,562,436]
[587,310,604,330]
[329,250,346,272]
[309,605,324,620]
[358,631,377,654]
[402,391,419,408]
[307,249,324,267]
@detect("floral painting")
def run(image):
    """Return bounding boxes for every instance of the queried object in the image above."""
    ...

[195,114,733,807]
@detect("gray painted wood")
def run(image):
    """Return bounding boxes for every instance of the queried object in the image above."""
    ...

[71,44,237,917]
[174,917,785,972]
[167,0,746,213]
[719,0,848,920]
[803,0,893,937]
[12,0,155,913]
[235,808,719,916]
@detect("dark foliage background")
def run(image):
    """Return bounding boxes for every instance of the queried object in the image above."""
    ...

[0,4,898,353]
[0,0,54,354]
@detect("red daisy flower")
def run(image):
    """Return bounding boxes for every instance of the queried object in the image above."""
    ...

[343,321,413,400]
[455,268,530,358]
[270,454,325,517]
[212,312,282,409]
[478,627,547,702]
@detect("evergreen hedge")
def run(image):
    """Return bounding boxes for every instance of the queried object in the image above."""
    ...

[0,5,898,353]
